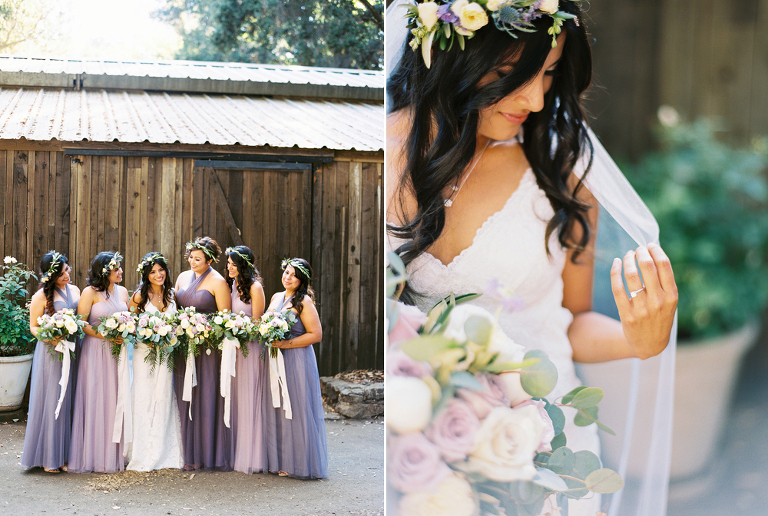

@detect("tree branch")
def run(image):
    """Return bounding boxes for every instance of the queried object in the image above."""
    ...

[358,0,383,30]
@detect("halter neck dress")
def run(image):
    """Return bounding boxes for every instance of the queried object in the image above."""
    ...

[172,267,233,471]
[264,293,328,479]
[21,285,78,470]
[69,286,127,473]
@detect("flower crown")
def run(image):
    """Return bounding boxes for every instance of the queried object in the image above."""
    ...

[226,247,255,270]
[102,252,123,276]
[186,241,217,262]
[407,0,580,68]
[40,251,63,283]
[281,258,311,281]
[136,253,167,275]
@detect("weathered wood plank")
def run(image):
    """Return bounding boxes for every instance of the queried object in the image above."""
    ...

[0,151,7,256]
[105,156,122,255]
[211,168,244,247]
[24,151,36,267]
[74,156,91,286]
[32,151,47,264]
[12,151,29,264]
[54,153,71,256]
[345,161,362,371]
[160,158,176,259]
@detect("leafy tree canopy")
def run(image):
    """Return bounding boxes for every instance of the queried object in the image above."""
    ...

[156,0,383,70]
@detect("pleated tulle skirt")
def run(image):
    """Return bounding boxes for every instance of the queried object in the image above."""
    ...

[232,342,269,473]
[264,345,328,479]
[68,336,124,473]
[21,341,74,470]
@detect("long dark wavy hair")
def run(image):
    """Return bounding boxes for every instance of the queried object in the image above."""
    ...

[135,252,174,313]
[388,2,594,303]
[38,251,69,315]
[282,258,315,315]
[87,251,122,298]
[226,246,262,305]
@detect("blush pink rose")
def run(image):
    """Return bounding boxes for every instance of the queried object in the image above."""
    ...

[387,349,433,378]
[456,373,509,419]
[425,398,481,462]
[388,432,451,494]
[514,398,556,453]
[388,302,427,349]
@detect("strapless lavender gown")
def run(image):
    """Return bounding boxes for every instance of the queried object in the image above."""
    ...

[264,293,328,479]
[231,286,268,473]
[173,267,233,471]
[21,285,78,470]
[69,288,127,473]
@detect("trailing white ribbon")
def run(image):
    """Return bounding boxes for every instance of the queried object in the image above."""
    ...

[53,339,76,419]
[268,349,292,420]
[149,345,170,427]
[220,337,239,428]
[182,348,197,420]
[112,342,133,444]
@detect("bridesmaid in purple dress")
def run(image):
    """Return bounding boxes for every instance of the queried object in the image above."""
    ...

[69,251,130,473]
[225,246,267,473]
[22,251,81,473]
[264,258,328,479]
[173,237,232,470]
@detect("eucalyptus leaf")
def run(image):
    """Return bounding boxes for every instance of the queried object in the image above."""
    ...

[533,467,569,491]
[550,431,567,451]
[544,400,566,436]
[399,334,457,362]
[545,446,574,475]
[423,299,447,334]
[569,387,604,409]
[520,350,558,397]
[572,450,601,479]
[584,468,624,493]
[464,315,493,346]
[561,386,588,405]
[432,385,455,416]
[483,356,539,373]
[573,406,598,427]
[450,370,483,390]
[388,251,406,276]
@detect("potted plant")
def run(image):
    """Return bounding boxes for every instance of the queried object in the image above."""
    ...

[0,256,37,412]
[579,110,768,484]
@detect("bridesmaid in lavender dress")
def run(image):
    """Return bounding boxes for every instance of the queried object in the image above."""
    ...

[264,258,328,479]
[225,246,266,473]
[22,251,81,473]
[173,237,232,470]
[69,251,130,473]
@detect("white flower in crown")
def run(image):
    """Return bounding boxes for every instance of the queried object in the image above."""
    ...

[451,0,488,31]
[418,1,439,30]
[539,0,560,14]
[486,0,505,10]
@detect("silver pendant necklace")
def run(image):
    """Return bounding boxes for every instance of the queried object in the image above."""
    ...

[444,139,491,207]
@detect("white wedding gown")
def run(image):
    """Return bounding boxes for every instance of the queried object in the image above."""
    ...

[389,167,602,515]
[126,299,184,471]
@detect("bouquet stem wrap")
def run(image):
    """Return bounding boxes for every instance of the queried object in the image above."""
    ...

[112,343,133,444]
[182,350,197,421]
[268,350,292,420]
[53,339,76,419]
[220,337,239,428]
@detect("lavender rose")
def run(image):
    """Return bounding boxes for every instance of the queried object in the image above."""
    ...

[388,432,451,494]
[425,398,481,462]
[456,372,509,419]
[387,349,433,379]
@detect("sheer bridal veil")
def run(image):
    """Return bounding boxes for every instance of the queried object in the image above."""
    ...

[385,2,677,515]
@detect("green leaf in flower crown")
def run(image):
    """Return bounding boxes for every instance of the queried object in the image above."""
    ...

[520,350,558,397]
[464,314,493,346]
[561,385,588,405]
[584,468,624,493]
[545,446,574,475]
[532,467,569,492]
[572,450,601,480]
[569,387,604,410]
[399,334,457,362]
[450,370,483,390]
[543,399,566,436]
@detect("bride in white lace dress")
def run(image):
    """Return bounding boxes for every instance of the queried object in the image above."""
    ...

[126,253,183,471]
[386,2,678,514]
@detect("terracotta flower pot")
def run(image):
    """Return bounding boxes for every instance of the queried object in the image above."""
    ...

[0,353,34,412]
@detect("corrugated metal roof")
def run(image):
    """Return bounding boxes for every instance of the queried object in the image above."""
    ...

[0,56,384,101]
[0,87,384,151]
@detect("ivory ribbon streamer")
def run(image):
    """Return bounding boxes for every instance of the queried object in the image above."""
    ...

[268,349,292,420]
[150,344,169,427]
[53,339,76,419]
[182,348,197,420]
[220,337,240,428]
[112,342,133,444]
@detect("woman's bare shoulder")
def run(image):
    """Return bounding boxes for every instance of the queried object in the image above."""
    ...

[386,109,417,224]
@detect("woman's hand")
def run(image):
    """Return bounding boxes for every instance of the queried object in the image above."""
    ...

[110,336,124,346]
[271,339,290,349]
[611,244,678,360]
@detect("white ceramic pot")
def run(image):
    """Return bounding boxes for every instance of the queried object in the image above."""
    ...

[576,322,757,481]
[0,353,34,412]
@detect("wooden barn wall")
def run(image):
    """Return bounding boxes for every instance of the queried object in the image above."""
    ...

[585,0,768,160]
[0,148,384,376]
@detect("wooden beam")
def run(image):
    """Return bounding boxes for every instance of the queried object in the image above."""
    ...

[209,168,244,247]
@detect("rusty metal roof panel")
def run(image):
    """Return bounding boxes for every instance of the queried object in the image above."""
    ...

[0,87,384,151]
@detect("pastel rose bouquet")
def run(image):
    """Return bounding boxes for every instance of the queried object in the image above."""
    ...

[209,309,257,357]
[385,253,622,516]
[256,309,298,358]
[135,311,178,370]
[97,310,137,360]
[36,308,86,360]
[168,307,214,359]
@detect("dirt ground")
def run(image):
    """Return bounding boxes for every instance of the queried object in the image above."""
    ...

[0,416,384,516]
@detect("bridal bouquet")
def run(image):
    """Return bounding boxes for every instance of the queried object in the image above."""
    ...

[170,307,214,358]
[386,254,622,516]
[135,311,178,369]
[256,309,298,358]
[209,310,257,357]
[36,308,86,360]
[97,311,137,360]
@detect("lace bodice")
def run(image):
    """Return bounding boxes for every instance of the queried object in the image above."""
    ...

[388,168,579,398]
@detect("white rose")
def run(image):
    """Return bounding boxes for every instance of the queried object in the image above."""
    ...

[398,472,476,516]
[453,1,488,31]
[150,316,162,326]
[117,323,126,333]
[386,376,433,434]
[498,371,533,407]
[214,316,224,325]
[181,319,190,329]
[65,320,78,334]
[105,318,118,329]
[196,323,205,332]
[3,256,17,264]
[259,326,268,336]
[55,319,65,328]
[157,326,169,337]
[443,304,526,363]
[465,405,544,482]
[140,328,152,338]
[418,1,439,31]
[539,0,559,14]
[486,0,505,11]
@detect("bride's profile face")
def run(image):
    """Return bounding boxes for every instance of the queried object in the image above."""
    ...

[476,33,565,142]
[148,263,166,286]
[188,250,209,273]
[227,257,238,278]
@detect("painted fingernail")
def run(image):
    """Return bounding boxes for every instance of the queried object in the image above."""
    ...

[613,258,620,266]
